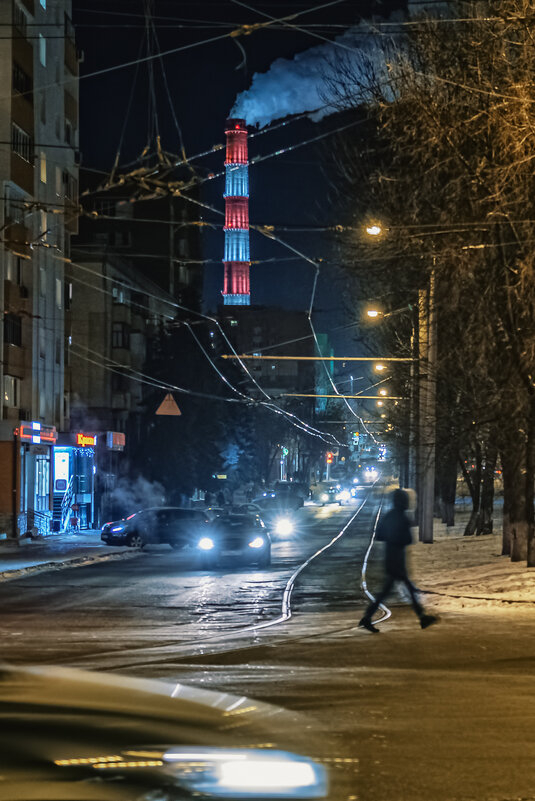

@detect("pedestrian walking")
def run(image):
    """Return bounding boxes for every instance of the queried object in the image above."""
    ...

[359,488,439,633]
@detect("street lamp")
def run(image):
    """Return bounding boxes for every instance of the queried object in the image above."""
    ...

[365,223,382,237]
[374,362,387,372]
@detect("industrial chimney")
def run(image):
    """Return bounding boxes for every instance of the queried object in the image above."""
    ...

[222,118,250,305]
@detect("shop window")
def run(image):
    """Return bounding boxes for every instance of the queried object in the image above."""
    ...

[4,314,22,346]
[35,456,50,512]
[4,375,19,407]
[112,322,129,349]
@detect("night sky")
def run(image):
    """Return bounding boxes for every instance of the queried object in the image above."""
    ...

[72,1,407,341]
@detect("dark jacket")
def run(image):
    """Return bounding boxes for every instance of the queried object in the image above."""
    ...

[376,490,413,577]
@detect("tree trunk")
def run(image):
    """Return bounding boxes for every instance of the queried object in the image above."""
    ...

[476,443,497,535]
[526,398,535,567]
[460,443,481,536]
[439,450,457,526]
[502,436,528,562]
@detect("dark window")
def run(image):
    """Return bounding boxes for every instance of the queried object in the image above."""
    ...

[112,322,129,349]
[64,119,73,146]
[4,314,22,346]
[12,61,32,96]
[13,4,28,36]
[11,123,33,163]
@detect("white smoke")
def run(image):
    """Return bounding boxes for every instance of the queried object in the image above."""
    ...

[231,2,452,128]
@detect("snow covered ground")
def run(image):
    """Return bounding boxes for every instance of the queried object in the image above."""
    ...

[411,508,535,613]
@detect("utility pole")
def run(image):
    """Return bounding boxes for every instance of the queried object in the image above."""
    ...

[418,268,437,543]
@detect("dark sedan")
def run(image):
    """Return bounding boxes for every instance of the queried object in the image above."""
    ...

[198,513,272,569]
[101,507,212,549]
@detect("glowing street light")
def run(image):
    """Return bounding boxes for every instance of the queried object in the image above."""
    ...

[379,389,388,396]
[374,363,387,372]
[377,400,384,407]
[366,224,382,237]
[366,308,381,318]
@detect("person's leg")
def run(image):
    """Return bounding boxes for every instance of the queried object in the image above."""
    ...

[363,575,395,619]
[402,575,424,618]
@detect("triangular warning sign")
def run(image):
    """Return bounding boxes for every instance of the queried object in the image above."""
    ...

[156,393,182,416]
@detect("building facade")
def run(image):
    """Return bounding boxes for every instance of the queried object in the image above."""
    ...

[0,0,79,538]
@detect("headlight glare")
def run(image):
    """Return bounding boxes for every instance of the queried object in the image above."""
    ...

[110,525,125,533]
[274,518,294,536]
[248,536,266,549]
[163,747,327,798]
[198,537,215,551]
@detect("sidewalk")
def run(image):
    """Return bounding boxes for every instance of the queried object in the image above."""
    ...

[0,529,138,582]
[412,506,535,612]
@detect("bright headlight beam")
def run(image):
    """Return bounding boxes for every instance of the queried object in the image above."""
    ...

[198,537,215,550]
[219,759,317,789]
[275,518,294,536]
[248,536,265,549]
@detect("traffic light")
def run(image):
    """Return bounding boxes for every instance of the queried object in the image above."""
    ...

[326,452,333,464]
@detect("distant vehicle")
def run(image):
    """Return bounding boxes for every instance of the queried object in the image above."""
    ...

[202,513,272,569]
[101,507,213,549]
[352,462,379,485]
[0,663,328,800]
[273,480,309,504]
[310,481,343,506]
[240,499,298,537]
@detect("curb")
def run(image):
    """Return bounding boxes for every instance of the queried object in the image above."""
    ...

[0,549,140,583]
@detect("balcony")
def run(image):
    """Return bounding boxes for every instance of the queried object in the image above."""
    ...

[4,221,31,258]
[4,280,30,315]
[3,344,27,379]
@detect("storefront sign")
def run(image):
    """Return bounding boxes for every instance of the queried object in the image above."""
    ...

[106,431,125,451]
[16,421,57,444]
[76,433,96,447]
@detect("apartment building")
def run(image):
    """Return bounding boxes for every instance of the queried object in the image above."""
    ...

[0,0,78,538]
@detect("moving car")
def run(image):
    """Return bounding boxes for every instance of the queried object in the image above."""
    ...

[101,507,212,549]
[248,496,299,537]
[310,481,343,506]
[0,663,328,800]
[199,512,272,569]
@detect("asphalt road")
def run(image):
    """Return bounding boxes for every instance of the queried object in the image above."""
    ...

[3,487,535,801]
[0,490,380,669]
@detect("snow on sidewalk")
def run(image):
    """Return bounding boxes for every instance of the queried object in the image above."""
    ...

[411,509,535,613]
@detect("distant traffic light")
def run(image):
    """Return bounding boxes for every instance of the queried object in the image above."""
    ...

[326,452,333,464]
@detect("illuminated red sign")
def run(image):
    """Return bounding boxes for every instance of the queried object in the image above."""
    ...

[76,433,96,447]
[16,422,57,444]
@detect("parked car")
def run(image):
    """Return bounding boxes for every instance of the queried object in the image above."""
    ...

[0,663,328,800]
[101,507,212,549]
[199,513,272,569]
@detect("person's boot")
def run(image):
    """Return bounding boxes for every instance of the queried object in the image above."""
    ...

[359,616,380,633]
[420,614,439,629]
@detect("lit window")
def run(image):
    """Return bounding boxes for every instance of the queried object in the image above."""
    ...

[4,375,19,407]
[40,0,46,8]
[39,33,46,66]
[55,277,62,308]
[40,152,46,183]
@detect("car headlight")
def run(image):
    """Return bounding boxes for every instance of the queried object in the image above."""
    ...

[339,490,351,502]
[274,517,294,536]
[320,493,329,502]
[110,524,125,533]
[198,537,215,551]
[163,747,328,798]
[248,536,266,549]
